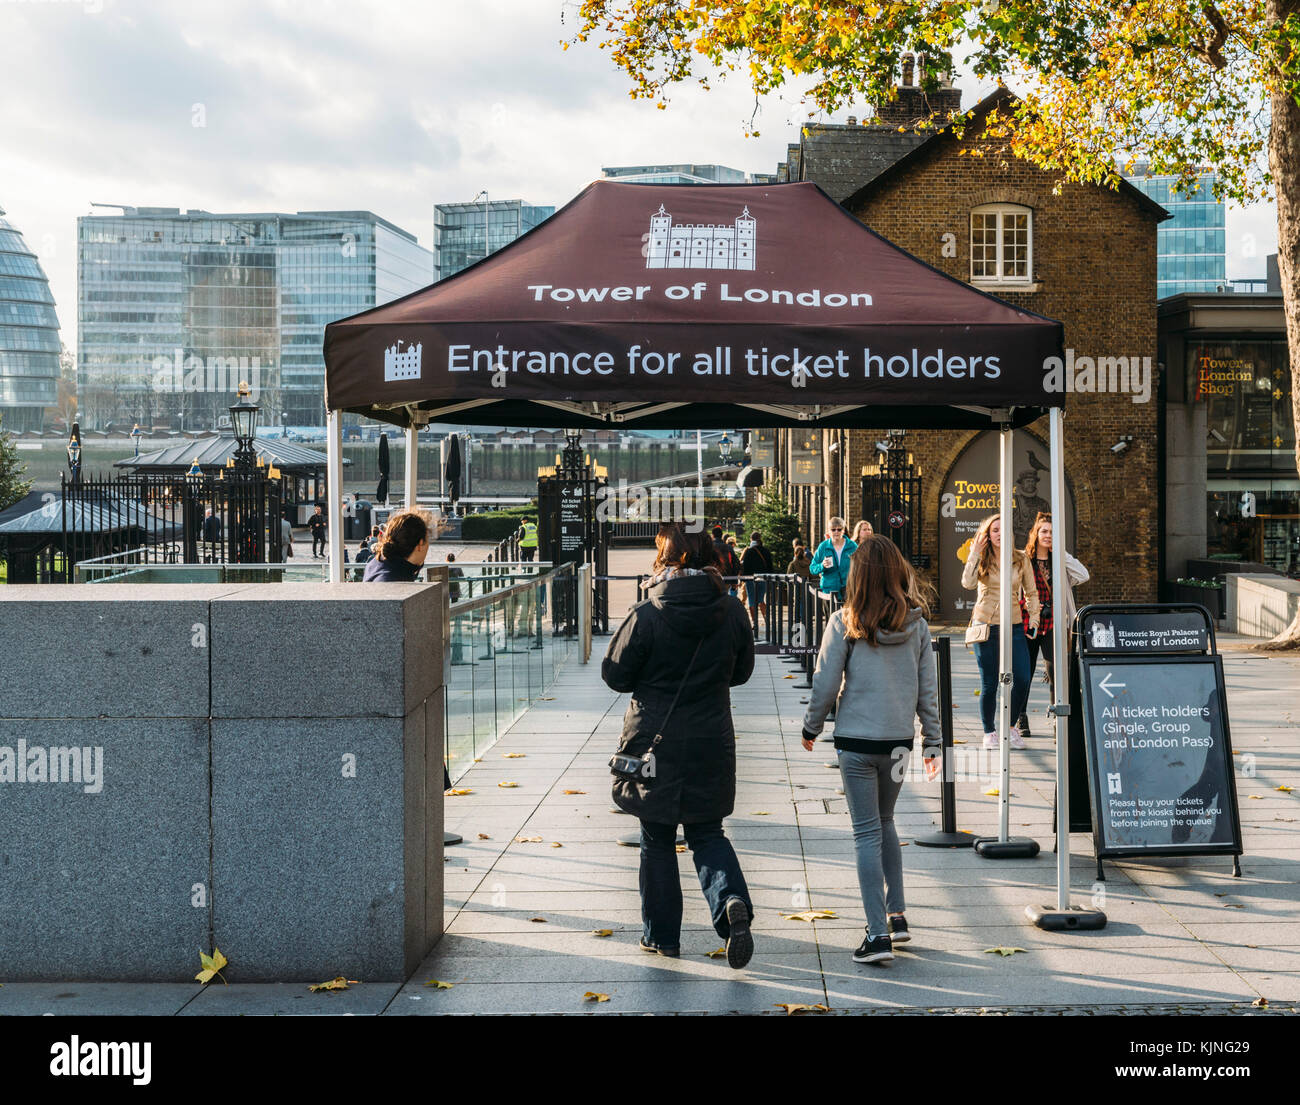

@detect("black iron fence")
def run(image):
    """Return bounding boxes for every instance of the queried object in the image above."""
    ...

[60,470,284,582]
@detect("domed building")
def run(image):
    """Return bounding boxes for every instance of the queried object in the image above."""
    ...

[0,204,61,433]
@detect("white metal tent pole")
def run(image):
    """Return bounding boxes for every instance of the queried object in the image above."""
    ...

[405,423,419,508]
[696,429,703,492]
[1050,406,1070,910]
[998,425,1013,842]
[327,409,344,583]
[439,437,448,511]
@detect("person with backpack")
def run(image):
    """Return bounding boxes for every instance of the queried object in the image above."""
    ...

[801,536,941,965]
[602,525,756,968]
[712,525,741,596]
[740,530,775,632]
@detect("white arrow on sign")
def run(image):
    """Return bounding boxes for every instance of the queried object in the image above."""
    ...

[1099,672,1127,699]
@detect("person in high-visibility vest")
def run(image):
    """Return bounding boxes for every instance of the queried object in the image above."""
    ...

[518,518,539,562]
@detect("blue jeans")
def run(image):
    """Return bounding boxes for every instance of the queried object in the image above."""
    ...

[972,623,1031,733]
[838,749,908,939]
[639,819,753,948]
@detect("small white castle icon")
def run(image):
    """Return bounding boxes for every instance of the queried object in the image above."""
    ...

[384,340,422,382]
[645,204,756,270]
[1090,620,1116,649]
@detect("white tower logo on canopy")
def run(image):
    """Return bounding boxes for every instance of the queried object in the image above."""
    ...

[645,204,756,270]
[384,341,422,381]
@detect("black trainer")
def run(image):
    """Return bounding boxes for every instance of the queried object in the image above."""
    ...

[639,937,679,958]
[1018,712,1032,738]
[853,932,894,964]
[724,897,753,969]
[888,915,911,944]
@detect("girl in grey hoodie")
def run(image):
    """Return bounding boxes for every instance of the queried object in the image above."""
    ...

[801,536,941,964]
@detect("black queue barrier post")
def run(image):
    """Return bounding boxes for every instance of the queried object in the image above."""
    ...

[914,636,976,848]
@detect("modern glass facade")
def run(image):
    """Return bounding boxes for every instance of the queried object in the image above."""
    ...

[1193,336,1299,573]
[0,207,61,432]
[77,208,431,431]
[1124,166,1226,297]
[602,163,759,184]
[433,200,554,282]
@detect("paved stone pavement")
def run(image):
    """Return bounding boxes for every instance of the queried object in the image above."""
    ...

[2,628,1296,1016]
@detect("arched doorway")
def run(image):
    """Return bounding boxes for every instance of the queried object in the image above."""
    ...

[937,429,1077,621]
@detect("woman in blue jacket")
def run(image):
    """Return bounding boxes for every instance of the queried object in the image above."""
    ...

[808,517,857,598]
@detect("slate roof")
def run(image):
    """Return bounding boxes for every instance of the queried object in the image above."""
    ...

[790,122,931,203]
[0,495,182,537]
[115,435,343,472]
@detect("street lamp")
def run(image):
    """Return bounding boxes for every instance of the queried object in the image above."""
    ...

[719,433,733,463]
[66,422,82,486]
[131,423,143,458]
[229,381,260,474]
[473,190,489,263]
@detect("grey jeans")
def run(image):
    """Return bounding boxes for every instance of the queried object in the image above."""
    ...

[838,748,909,939]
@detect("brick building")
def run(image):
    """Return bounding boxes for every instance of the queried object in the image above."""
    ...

[767,72,1169,619]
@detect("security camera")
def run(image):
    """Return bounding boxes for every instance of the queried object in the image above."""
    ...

[875,440,890,454]
[1110,437,1132,455]
[1209,428,1227,444]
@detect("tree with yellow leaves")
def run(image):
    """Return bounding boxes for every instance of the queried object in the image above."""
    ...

[574,0,1300,646]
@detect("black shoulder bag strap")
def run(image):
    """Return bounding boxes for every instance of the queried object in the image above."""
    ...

[653,637,705,744]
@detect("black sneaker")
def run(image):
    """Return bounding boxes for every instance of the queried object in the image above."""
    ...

[888,915,911,944]
[639,937,679,958]
[1018,712,1032,738]
[724,897,753,969]
[853,932,894,964]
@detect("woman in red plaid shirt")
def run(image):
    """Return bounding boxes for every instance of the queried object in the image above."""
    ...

[1018,512,1089,736]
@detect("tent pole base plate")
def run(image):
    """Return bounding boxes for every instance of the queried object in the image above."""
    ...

[913,831,977,849]
[1025,904,1107,931]
[973,836,1040,859]
[444,832,463,846]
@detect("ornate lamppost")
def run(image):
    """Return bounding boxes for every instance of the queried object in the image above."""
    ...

[229,381,260,474]
[66,422,82,487]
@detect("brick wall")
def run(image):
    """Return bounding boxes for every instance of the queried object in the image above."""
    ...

[774,116,1162,612]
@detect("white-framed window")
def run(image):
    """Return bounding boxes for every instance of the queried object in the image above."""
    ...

[970,204,1032,284]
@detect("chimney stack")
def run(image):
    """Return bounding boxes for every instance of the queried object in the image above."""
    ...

[902,53,915,87]
[847,115,857,126]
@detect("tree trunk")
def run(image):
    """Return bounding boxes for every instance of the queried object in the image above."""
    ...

[1261,0,1300,649]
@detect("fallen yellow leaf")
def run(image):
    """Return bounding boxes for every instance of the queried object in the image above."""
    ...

[477,833,491,840]
[498,781,519,788]
[1278,785,1295,793]
[529,916,548,923]
[195,947,228,985]
[424,979,454,989]
[515,835,543,843]
[446,788,473,796]
[539,697,556,701]
[984,946,1027,957]
[592,929,613,937]
[784,674,796,679]
[551,842,563,848]
[984,787,1000,796]
[782,909,836,922]
[503,752,527,759]
[583,991,610,1003]
[953,739,967,744]
[775,1002,829,1015]
[751,811,771,816]
[563,789,587,795]
[1248,795,1263,800]
[706,947,727,959]
[309,976,359,992]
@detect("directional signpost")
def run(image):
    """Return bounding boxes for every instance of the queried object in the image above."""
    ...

[1075,604,1243,879]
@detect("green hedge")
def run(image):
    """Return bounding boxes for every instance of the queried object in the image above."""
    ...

[460,508,535,542]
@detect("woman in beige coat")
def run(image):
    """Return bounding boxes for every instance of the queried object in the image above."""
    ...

[961,515,1040,750]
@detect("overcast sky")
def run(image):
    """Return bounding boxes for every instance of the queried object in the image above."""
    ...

[0,0,1277,352]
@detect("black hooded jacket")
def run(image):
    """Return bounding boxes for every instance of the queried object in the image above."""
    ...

[601,572,755,823]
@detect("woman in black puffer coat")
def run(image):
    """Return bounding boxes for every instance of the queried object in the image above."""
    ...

[602,524,756,968]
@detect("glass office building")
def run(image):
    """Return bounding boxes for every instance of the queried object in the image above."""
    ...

[0,205,61,433]
[601,163,774,185]
[433,200,554,282]
[1123,164,1226,297]
[77,208,432,430]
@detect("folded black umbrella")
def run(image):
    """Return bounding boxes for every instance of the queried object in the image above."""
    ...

[377,432,390,503]
[445,434,462,504]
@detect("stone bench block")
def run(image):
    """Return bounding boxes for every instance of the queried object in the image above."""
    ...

[0,584,227,718]
[0,719,210,981]
[210,583,442,719]
[211,710,438,981]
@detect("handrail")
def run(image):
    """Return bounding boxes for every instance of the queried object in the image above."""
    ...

[450,563,575,614]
